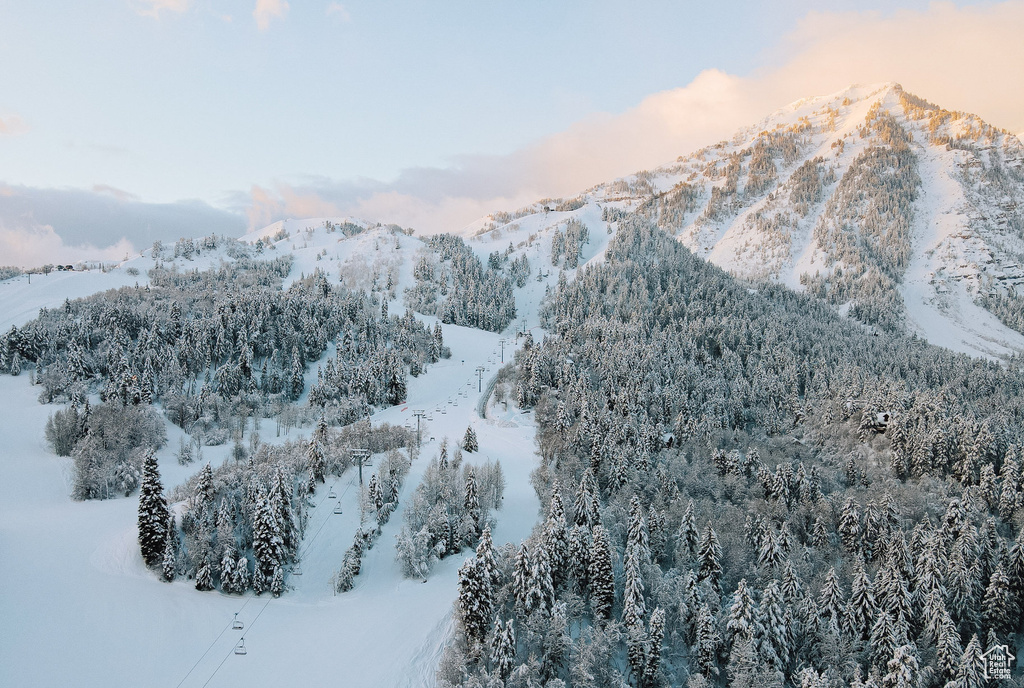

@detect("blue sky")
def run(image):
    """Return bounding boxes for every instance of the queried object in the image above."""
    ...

[0,0,1021,264]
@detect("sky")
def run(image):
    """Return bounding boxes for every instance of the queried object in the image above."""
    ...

[0,0,1022,266]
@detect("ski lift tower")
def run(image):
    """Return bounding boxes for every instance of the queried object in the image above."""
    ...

[412,410,426,447]
[498,338,506,363]
[476,366,486,393]
[351,448,371,485]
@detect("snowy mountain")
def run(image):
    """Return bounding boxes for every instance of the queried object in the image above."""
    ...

[466,83,1024,358]
[4,83,1024,688]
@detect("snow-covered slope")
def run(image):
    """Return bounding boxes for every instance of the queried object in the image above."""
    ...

[466,83,1024,358]
[0,221,566,687]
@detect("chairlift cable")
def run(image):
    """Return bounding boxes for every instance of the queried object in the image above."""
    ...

[174,590,255,688]
[201,596,274,688]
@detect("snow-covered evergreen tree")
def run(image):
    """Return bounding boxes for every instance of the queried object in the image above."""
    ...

[138,449,169,567]
[462,425,478,453]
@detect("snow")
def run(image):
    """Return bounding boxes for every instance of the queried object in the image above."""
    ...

[0,226,552,687]
[0,267,147,334]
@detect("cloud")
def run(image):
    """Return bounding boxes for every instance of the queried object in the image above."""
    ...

[241,1,1024,235]
[325,2,350,22]
[0,114,29,137]
[254,0,289,30]
[134,0,191,18]
[0,220,136,268]
[0,183,246,268]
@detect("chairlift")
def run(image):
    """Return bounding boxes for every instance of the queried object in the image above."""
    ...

[234,638,247,656]
[328,488,337,499]
[292,564,303,576]
[333,503,343,515]
[232,613,244,630]
[441,408,447,415]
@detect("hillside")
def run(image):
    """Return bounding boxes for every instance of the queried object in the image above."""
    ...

[468,83,1024,358]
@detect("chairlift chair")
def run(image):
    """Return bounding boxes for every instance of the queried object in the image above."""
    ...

[232,613,244,630]
[328,488,337,499]
[292,564,303,576]
[333,503,343,515]
[234,638,247,655]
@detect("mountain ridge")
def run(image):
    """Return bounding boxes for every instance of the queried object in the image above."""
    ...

[458,82,1024,359]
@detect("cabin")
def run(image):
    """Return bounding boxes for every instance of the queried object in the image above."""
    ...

[866,411,892,432]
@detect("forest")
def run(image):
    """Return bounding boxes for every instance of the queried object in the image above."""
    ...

[440,218,1024,688]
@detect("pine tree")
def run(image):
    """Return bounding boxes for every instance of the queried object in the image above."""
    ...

[252,564,266,595]
[252,491,283,580]
[462,425,478,453]
[535,543,555,614]
[574,470,600,528]
[288,346,304,400]
[760,581,790,670]
[882,644,919,688]
[727,579,758,647]
[195,556,214,591]
[464,467,481,537]
[622,546,646,631]
[220,548,237,593]
[567,524,590,593]
[936,610,963,680]
[513,543,536,618]
[948,634,985,688]
[490,617,516,680]
[307,417,327,488]
[869,611,899,670]
[161,517,177,582]
[589,525,614,621]
[270,466,297,559]
[138,449,169,567]
[543,482,569,589]
[678,501,699,561]
[697,522,723,593]
[643,607,666,688]
[458,556,493,646]
[271,564,284,597]
[846,557,877,641]
[693,603,721,678]
[818,567,845,629]
[981,560,1012,636]
[475,526,500,592]
[627,496,650,564]
[839,497,861,553]
[233,555,250,592]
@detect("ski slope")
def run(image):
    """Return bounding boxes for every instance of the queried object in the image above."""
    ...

[0,220,599,687]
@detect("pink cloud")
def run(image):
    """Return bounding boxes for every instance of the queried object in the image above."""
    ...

[0,114,29,137]
[254,0,289,31]
[243,2,1024,234]
[133,0,191,18]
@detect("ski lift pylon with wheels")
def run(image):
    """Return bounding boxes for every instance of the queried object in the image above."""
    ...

[333,503,343,515]
[232,613,244,630]
[234,638,247,656]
